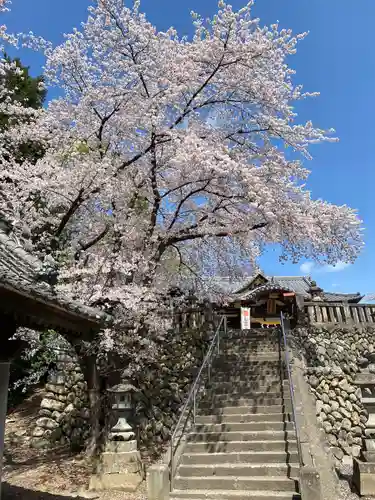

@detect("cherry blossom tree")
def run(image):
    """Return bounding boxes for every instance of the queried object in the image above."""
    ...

[0,0,364,451]
[2,0,364,348]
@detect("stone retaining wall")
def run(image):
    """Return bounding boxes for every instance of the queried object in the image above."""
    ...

[32,324,212,457]
[294,326,375,461]
[132,326,212,458]
[31,340,90,449]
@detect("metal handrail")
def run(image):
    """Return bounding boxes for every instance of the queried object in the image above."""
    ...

[280,312,303,467]
[169,314,227,490]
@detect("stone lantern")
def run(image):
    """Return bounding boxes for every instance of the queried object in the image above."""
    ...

[89,381,143,492]
[108,382,138,442]
[309,281,324,302]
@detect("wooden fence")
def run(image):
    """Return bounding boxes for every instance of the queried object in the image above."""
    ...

[173,306,214,332]
[305,302,375,326]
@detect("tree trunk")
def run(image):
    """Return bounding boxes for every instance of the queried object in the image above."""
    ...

[81,354,103,459]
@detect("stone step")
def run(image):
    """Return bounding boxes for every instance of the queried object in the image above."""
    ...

[213,362,283,371]
[195,412,293,424]
[215,355,282,362]
[222,332,279,339]
[221,339,281,345]
[188,429,296,442]
[222,349,281,354]
[177,463,300,478]
[173,476,299,493]
[211,376,287,384]
[181,450,299,465]
[171,489,301,499]
[194,422,295,433]
[208,382,289,392]
[212,374,288,381]
[220,353,281,358]
[222,344,281,350]
[184,440,298,454]
[221,336,280,341]
[202,393,291,404]
[223,337,280,341]
[212,375,286,382]
[200,396,291,407]
[215,357,283,364]
[204,390,290,399]
[211,365,287,380]
[198,404,292,416]
[221,347,281,353]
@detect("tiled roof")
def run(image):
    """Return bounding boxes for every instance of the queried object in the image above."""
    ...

[270,276,312,297]
[231,274,362,303]
[237,282,296,300]
[0,229,110,328]
[208,276,253,295]
[322,292,363,303]
[231,274,312,297]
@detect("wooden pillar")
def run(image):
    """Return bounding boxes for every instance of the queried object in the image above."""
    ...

[0,315,20,499]
[295,294,306,326]
[0,362,10,499]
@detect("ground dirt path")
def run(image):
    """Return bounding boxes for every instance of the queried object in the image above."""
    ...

[3,390,147,500]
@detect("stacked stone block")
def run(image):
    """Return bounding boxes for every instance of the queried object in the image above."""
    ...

[31,342,90,449]
[295,326,375,462]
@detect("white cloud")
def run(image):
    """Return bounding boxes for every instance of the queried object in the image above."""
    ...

[300,261,315,274]
[322,262,351,273]
[300,261,351,275]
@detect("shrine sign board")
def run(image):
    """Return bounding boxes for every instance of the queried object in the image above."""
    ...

[241,307,251,330]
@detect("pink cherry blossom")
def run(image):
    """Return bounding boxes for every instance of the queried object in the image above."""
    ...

[0,1,363,365]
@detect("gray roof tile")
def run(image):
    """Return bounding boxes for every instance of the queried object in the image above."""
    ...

[270,276,312,297]
[322,292,363,303]
[0,230,110,326]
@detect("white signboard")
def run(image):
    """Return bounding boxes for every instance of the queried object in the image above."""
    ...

[241,307,251,330]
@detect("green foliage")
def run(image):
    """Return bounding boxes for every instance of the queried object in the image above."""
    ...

[0,53,47,163]
[8,330,59,409]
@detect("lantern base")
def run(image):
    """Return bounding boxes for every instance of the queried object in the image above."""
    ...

[90,439,144,491]
[89,471,143,492]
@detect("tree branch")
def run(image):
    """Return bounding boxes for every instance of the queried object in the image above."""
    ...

[146,133,161,239]
[75,224,111,260]
[168,179,212,230]
[55,187,85,238]
[167,221,268,246]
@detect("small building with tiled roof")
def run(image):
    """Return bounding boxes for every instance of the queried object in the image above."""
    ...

[214,273,363,328]
[0,221,111,498]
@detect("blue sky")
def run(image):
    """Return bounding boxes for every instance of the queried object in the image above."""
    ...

[3,0,374,297]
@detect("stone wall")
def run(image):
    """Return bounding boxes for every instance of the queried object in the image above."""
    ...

[132,325,212,459]
[294,325,375,462]
[31,340,90,450]
[32,322,212,458]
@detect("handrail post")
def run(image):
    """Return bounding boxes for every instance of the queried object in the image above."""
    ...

[280,312,303,467]
[193,388,196,425]
[217,322,220,355]
[170,438,174,491]
[169,315,224,492]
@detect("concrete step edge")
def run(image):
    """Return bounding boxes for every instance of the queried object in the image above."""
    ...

[174,475,299,482]
[185,439,296,444]
[182,450,298,458]
[198,407,293,414]
[196,412,291,418]
[178,463,300,469]
[188,431,297,437]
[170,490,301,499]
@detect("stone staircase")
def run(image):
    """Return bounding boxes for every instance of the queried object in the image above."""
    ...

[170,328,301,500]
